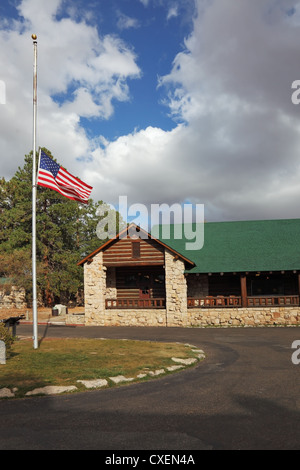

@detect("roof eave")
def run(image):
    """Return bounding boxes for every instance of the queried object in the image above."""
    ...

[77,223,195,267]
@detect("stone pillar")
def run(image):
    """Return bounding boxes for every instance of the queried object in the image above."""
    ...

[165,249,188,326]
[83,252,106,325]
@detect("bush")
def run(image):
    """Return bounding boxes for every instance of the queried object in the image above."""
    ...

[0,323,15,355]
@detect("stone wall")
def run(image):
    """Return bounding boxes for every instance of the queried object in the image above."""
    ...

[188,307,300,327]
[84,251,106,325]
[165,249,188,327]
[0,286,26,309]
[81,304,300,327]
[85,308,167,327]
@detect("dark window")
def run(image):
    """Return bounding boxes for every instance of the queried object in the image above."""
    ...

[132,241,140,259]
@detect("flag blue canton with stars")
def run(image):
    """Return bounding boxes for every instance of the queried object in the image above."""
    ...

[39,152,60,177]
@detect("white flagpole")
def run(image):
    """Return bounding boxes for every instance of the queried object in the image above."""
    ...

[32,34,38,349]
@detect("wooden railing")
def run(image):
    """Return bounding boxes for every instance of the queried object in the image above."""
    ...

[106,295,300,309]
[188,295,299,308]
[105,298,166,309]
[247,295,299,307]
[188,296,242,308]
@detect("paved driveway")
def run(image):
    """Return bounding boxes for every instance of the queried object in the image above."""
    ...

[0,325,299,450]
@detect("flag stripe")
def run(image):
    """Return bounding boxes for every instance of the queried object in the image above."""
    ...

[37,151,93,204]
[55,173,90,198]
[38,171,86,200]
[37,174,88,203]
[38,171,82,196]
[56,170,91,197]
[57,167,92,191]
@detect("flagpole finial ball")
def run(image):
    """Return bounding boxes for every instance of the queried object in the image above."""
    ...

[31,34,37,40]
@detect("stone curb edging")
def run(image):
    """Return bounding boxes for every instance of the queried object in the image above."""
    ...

[0,344,205,399]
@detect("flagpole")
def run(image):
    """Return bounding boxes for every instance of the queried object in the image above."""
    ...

[32,34,38,349]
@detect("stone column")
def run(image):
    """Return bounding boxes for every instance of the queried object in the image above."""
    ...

[165,249,188,326]
[83,252,106,325]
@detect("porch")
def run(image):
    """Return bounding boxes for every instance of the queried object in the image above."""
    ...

[105,266,166,309]
[187,294,299,308]
[105,298,166,309]
[105,270,300,309]
[106,294,300,309]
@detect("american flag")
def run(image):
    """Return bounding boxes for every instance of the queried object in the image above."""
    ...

[37,151,93,204]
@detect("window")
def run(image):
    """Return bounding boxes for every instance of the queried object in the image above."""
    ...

[132,241,140,259]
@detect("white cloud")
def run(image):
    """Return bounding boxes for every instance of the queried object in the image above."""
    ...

[86,0,300,223]
[167,6,179,21]
[2,0,300,224]
[0,0,140,178]
[117,12,140,30]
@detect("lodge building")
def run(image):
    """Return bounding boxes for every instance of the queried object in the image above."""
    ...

[77,219,300,327]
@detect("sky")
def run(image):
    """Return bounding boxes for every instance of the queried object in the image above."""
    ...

[1,0,300,226]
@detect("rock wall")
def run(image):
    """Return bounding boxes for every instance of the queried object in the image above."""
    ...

[164,249,188,327]
[0,286,26,309]
[84,252,106,325]
[188,307,300,327]
[85,308,167,327]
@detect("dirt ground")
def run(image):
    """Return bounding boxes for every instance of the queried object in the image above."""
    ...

[0,307,85,322]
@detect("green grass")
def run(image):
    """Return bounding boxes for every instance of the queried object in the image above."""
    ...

[0,338,201,398]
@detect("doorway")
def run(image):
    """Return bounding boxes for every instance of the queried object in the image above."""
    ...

[138,274,150,299]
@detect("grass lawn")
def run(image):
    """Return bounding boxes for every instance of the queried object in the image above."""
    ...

[0,337,203,398]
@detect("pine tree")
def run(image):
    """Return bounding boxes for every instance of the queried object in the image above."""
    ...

[0,150,123,306]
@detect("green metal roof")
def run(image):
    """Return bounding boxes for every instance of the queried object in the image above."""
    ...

[153,219,300,274]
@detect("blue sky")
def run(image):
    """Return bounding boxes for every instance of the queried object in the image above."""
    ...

[0,0,194,138]
[1,0,300,225]
[53,0,195,140]
[79,1,193,140]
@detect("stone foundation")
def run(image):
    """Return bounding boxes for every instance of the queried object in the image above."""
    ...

[188,307,300,327]
[83,306,300,328]
[84,309,167,327]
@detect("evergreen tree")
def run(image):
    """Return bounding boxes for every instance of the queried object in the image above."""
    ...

[0,149,123,306]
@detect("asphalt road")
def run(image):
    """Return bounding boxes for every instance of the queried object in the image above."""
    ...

[0,324,299,450]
